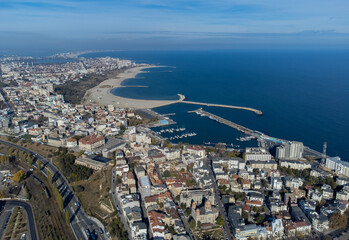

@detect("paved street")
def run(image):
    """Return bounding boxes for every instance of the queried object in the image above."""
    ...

[207,159,232,240]
[111,167,131,237]
[0,139,108,240]
[0,200,38,240]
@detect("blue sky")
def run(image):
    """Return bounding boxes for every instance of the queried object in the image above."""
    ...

[1,0,349,54]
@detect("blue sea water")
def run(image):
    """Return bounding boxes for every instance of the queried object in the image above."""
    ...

[82,50,349,160]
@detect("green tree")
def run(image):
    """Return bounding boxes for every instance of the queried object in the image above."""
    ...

[197,221,202,229]
[186,179,195,187]
[242,211,248,220]
[163,170,171,178]
[256,214,265,224]
[65,210,71,224]
[216,215,224,226]
[12,170,26,182]
[185,208,192,217]
[329,212,347,229]
[189,219,196,230]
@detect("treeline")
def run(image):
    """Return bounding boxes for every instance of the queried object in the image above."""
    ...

[109,215,128,240]
[278,166,337,190]
[54,148,93,182]
[0,155,11,164]
[48,172,64,210]
[8,147,35,164]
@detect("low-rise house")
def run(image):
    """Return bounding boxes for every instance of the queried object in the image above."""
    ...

[283,176,303,189]
[322,184,334,200]
[294,221,311,236]
[299,200,316,215]
[247,192,264,204]
[310,190,323,202]
[241,179,251,189]
[271,177,282,190]
[148,211,167,239]
[336,190,349,201]
[307,211,329,232]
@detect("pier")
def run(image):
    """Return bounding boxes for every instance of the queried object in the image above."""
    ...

[189,108,258,136]
[178,94,263,115]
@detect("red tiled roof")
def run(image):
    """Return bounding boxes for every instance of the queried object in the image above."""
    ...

[295,221,308,227]
[79,134,104,145]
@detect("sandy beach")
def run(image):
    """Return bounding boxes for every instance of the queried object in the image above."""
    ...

[82,65,184,109]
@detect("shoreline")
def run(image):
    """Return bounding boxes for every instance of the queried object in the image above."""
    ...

[82,64,263,115]
[82,65,183,109]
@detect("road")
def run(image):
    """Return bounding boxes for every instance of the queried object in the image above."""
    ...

[111,167,131,238]
[0,139,108,240]
[207,159,233,240]
[0,200,38,240]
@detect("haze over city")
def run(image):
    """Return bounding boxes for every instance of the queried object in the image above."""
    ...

[1,0,349,55]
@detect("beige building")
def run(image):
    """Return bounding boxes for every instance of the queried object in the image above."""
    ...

[79,134,105,151]
[75,155,112,170]
[191,200,219,225]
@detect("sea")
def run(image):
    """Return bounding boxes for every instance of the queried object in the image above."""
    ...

[81,50,349,160]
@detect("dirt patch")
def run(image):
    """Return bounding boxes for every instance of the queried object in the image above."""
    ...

[71,166,115,225]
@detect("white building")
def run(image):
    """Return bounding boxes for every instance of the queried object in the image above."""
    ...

[245,147,272,161]
[326,157,349,177]
[280,160,311,170]
[272,177,283,190]
[276,141,303,160]
[131,222,147,240]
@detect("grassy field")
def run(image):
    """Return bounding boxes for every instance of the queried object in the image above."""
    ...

[3,207,28,240]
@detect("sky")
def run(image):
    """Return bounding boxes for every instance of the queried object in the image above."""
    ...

[1,0,349,55]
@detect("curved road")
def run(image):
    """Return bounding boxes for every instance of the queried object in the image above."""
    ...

[0,139,107,240]
[0,200,38,240]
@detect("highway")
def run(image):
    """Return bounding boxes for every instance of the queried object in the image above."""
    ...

[0,200,38,240]
[0,139,108,240]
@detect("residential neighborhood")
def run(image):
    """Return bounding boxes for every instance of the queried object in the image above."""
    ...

[1,55,349,240]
